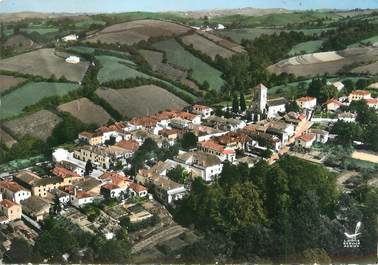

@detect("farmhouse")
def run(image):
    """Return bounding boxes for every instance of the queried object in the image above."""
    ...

[326,98,343,112]
[78,131,104,145]
[296,96,317,109]
[171,151,223,182]
[0,198,21,223]
[101,184,124,199]
[65,56,80,64]
[21,196,50,221]
[51,166,83,186]
[366,98,378,109]
[99,172,129,189]
[0,181,31,204]
[267,97,287,118]
[128,183,148,198]
[297,133,316,149]
[62,34,78,42]
[348,90,371,102]
[198,140,236,162]
[192,104,214,119]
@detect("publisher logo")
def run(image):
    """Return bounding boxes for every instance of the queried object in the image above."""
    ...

[343,221,361,248]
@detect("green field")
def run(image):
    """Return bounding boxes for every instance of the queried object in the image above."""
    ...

[75,18,106,29]
[153,39,225,91]
[96,55,146,83]
[288,40,324,56]
[96,55,197,101]
[0,82,80,119]
[348,35,378,48]
[212,12,342,28]
[21,27,59,35]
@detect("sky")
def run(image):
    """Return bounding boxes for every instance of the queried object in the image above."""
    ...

[0,0,377,13]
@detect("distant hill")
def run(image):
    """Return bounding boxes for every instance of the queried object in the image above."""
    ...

[173,7,290,19]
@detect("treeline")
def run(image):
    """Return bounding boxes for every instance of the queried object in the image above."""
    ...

[331,100,378,152]
[174,156,378,263]
[321,19,378,51]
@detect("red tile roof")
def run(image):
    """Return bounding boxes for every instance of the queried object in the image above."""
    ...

[52,166,80,179]
[366,98,378,105]
[351,90,370,96]
[177,112,197,121]
[297,96,316,102]
[102,183,120,190]
[116,140,139,152]
[199,140,235,155]
[0,181,26,193]
[130,116,159,127]
[193,104,211,110]
[300,133,316,142]
[326,98,343,106]
[129,182,147,193]
[99,172,129,186]
[0,199,18,208]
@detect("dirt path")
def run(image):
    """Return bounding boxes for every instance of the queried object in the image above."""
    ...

[352,150,378,164]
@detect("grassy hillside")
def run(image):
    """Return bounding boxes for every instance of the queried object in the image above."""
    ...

[153,38,225,91]
[0,82,80,119]
[288,40,324,56]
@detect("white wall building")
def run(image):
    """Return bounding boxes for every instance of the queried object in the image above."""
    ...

[65,56,80,64]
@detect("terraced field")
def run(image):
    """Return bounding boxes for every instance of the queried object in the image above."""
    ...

[3,110,62,141]
[57,97,111,125]
[87,19,191,46]
[138,49,200,93]
[0,82,80,119]
[153,39,225,91]
[96,85,188,118]
[97,55,198,101]
[181,33,235,59]
[268,47,378,76]
[0,48,89,82]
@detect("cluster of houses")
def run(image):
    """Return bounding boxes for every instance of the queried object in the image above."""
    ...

[2,81,375,227]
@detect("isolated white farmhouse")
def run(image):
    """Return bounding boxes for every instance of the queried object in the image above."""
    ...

[62,34,78,42]
[65,56,80,64]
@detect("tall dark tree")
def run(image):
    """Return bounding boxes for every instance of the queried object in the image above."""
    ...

[181,132,198,150]
[5,238,33,263]
[239,92,247,112]
[232,94,239,113]
[85,160,93,176]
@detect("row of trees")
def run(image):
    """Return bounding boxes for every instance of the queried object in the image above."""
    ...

[174,156,378,263]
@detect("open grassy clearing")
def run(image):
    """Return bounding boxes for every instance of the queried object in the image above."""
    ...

[268,47,378,77]
[87,19,191,46]
[0,75,27,94]
[288,40,324,56]
[153,38,225,91]
[0,48,89,82]
[0,82,80,119]
[348,35,378,48]
[96,85,188,118]
[197,31,245,53]
[138,49,200,93]
[181,33,235,59]
[3,110,62,141]
[20,27,59,35]
[97,55,197,100]
[57,97,111,125]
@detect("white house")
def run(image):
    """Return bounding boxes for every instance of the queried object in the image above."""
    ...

[297,133,316,149]
[217,24,226,30]
[0,181,31,204]
[62,34,78,42]
[70,190,101,208]
[366,98,378,110]
[169,151,223,182]
[332,81,345,92]
[192,104,214,119]
[101,184,124,199]
[296,96,317,109]
[128,183,148,198]
[309,129,329,144]
[348,90,371,102]
[266,97,287,118]
[65,56,80,64]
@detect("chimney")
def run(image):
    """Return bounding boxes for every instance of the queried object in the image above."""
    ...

[74,187,77,197]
